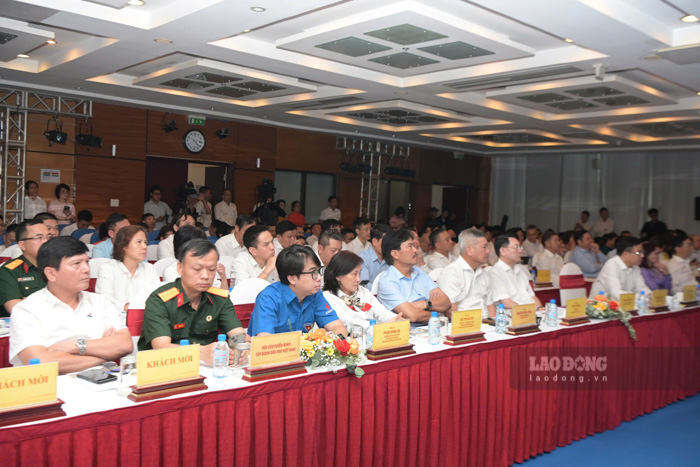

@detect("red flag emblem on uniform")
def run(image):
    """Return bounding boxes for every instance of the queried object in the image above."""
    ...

[174,323,185,330]
[23,263,28,274]
[176,293,184,308]
[325,303,330,310]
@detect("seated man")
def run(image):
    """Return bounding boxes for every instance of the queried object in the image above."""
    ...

[273,220,297,255]
[59,209,94,237]
[359,224,391,288]
[377,229,451,323]
[157,213,196,259]
[0,220,50,316]
[521,224,543,258]
[489,234,543,309]
[306,223,322,248]
[9,237,133,373]
[666,236,698,295]
[34,212,59,239]
[425,229,456,271]
[317,230,342,267]
[194,186,213,229]
[162,225,228,290]
[590,236,650,300]
[569,229,607,278]
[92,213,130,259]
[232,224,279,284]
[139,239,245,364]
[532,231,564,287]
[438,229,494,319]
[141,213,157,232]
[215,214,255,259]
[346,217,372,255]
[0,223,18,254]
[247,244,347,336]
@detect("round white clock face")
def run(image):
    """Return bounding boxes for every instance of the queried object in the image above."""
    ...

[183,129,205,153]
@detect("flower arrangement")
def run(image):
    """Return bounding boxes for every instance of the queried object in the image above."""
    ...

[586,295,636,340]
[300,328,366,378]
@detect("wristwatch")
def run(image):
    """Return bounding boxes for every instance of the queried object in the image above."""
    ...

[425,300,433,311]
[76,339,87,356]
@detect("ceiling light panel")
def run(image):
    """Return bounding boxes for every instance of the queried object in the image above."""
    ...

[0,18,55,62]
[365,24,447,45]
[368,52,439,69]
[418,41,494,60]
[338,108,450,126]
[316,37,391,57]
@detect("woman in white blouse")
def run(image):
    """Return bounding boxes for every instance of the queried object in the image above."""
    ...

[95,225,160,311]
[322,251,401,331]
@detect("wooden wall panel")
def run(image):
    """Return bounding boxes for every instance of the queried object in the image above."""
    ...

[75,103,147,160]
[234,169,275,216]
[75,156,145,225]
[412,183,433,230]
[25,152,76,210]
[237,123,276,171]
[275,128,340,173]
[338,177,361,227]
[146,111,238,163]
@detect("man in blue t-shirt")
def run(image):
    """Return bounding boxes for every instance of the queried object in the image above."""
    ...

[248,245,348,337]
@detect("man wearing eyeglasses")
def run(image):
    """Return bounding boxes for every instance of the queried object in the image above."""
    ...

[589,236,649,300]
[247,244,347,337]
[489,234,543,309]
[0,220,49,316]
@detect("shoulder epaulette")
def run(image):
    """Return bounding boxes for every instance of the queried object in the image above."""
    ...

[207,287,229,298]
[4,259,24,270]
[158,287,180,302]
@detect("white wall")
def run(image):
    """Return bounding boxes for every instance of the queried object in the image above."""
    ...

[489,151,700,235]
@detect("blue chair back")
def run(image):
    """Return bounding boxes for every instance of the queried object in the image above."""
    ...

[146,231,160,243]
[90,230,102,244]
[72,228,96,240]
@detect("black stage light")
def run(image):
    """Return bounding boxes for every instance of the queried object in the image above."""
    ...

[44,129,67,145]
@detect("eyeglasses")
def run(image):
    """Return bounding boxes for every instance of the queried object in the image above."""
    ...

[509,244,523,251]
[20,235,50,242]
[299,267,324,280]
[630,250,644,256]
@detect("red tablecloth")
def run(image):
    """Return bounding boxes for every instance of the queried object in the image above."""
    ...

[1,309,698,466]
[0,336,8,368]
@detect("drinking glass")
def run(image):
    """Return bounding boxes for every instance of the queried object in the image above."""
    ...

[350,325,364,349]
[116,355,137,397]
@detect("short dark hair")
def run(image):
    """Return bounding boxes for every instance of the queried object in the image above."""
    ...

[149,186,161,194]
[243,224,270,250]
[370,224,391,241]
[542,231,558,246]
[394,206,405,216]
[319,230,342,247]
[320,219,340,231]
[494,234,517,258]
[430,207,439,213]
[328,195,337,203]
[33,212,57,222]
[648,208,658,216]
[142,213,155,221]
[670,235,689,254]
[158,224,174,240]
[582,210,590,216]
[25,180,38,191]
[525,224,537,232]
[429,229,444,248]
[599,207,608,213]
[291,201,300,210]
[113,225,147,262]
[615,236,641,256]
[174,212,194,227]
[381,229,413,266]
[177,238,217,264]
[105,213,128,232]
[276,199,286,207]
[77,210,93,222]
[235,214,255,230]
[54,183,70,199]
[352,217,371,232]
[574,229,589,244]
[37,236,88,282]
[174,225,206,258]
[199,185,211,194]
[276,220,296,237]
[276,244,321,286]
[16,219,43,242]
[323,251,363,295]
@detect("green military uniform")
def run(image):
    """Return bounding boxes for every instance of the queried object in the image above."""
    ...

[137,279,241,351]
[0,255,45,317]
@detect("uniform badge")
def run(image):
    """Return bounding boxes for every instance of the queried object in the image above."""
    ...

[174,323,185,330]
[206,315,213,322]
[176,293,185,308]
[23,263,28,274]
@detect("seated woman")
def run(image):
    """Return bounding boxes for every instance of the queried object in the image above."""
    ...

[322,251,401,331]
[47,183,76,226]
[95,225,160,312]
[640,241,672,291]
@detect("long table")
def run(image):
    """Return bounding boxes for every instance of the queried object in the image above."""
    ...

[1,308,698,466]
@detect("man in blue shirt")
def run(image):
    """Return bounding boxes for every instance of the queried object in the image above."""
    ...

[248,244,348,336]
[377,229,451,324]
[92,213,130,259]
[569,229,607,278]
[359,224,391,289]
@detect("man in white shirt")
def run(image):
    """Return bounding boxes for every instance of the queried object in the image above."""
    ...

[532,231,564,287]
[346,217,371,254]
[157,213,196,260]
[574,210,591,231]
[592,207,615,237]
[317,230,342,267]
[23,180,46,220]
[59,210,94,237]
[589,236,650,300]
[232,224,279,284]
[419,231,432,256]
[489,234,543,309]
[214,188,237,227]
[666,236,698,295]
[195,186,213,229]
[9,236,133,373]
[425,229,456,271]
[689,234,700,265]
[319,196,341,221]
[143,186,172,231]
[306,223,322,248]
[522,225,543,258]
[273,220,297,255]
[215,214,255,259]
[437,228,494,319]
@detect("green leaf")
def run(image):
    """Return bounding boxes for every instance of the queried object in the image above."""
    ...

[354,367,365,378]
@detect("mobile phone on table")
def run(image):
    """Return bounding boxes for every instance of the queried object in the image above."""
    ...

[77,369,117,384]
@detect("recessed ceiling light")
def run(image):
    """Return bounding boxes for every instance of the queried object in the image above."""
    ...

[127,0,145,5]
[46,39,57,45]
[564,38,574,43]
[154,38,172,44]
[681,14,699,22]
[697,91,700,96]
[16,53,29,58]
[251,6,266,12]
[243,29,251,33]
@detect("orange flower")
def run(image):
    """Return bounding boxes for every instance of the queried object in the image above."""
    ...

[594,295,607,302]
[348,339,360,355]
[310,328,326,341]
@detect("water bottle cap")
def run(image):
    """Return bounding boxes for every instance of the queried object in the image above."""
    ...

[369,319,377,325]
[431,311,438,317]
[550,299,556,304]
[217,334,227,341]
[498,303,505,308]
[28,358,40,365]
[639,291,645,295]
[598,291,604,295]
[179,339,190,346]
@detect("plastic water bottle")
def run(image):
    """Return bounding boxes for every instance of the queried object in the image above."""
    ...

[637,291,648,315]
[29,358,40,365]
[531,269,537,283]
[212,334,229,378]
[366,319,376,350]
[428,311,440,345]
[546,299,558,327]
[179,339,190,346]
[495,304,508,334]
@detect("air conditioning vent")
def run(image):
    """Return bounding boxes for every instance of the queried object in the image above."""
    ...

[284,96,365,110]
[445,65,584,91]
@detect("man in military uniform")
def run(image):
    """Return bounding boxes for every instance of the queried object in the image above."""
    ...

[138,238,245,364]
[0,220,49,316]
